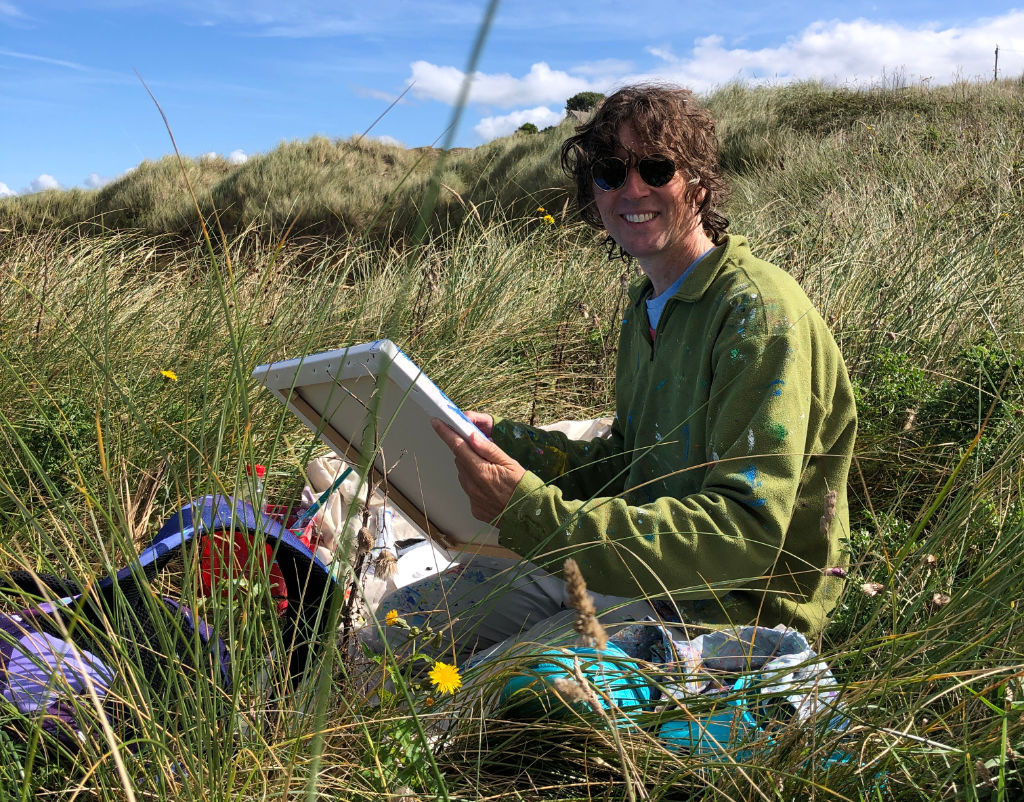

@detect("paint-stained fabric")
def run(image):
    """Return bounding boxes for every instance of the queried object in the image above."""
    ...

[493,235,857,638]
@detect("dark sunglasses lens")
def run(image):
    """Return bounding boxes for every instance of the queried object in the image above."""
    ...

[639,156,675,187]
[592,157,627,191]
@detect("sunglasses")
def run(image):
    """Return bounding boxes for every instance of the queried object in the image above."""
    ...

[591,154,676,192]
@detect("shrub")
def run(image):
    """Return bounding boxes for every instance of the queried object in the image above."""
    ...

[565,91,605,112]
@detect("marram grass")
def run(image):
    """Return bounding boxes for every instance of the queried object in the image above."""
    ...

[0,78,1023,799]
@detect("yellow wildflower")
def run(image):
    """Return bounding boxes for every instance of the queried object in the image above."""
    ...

[385,609,399,626]
[542,214,555,225]
[424,696,435,707]
[160,369,179,381]
[536,206,546,213]
[428,660,462,694]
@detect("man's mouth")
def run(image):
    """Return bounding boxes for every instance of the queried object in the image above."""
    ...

[623,212,657,223]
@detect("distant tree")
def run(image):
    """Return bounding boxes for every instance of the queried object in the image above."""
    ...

[517,122,539,134]
[565,92,605,112]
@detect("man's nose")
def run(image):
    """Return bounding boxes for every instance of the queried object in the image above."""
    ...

[619,164,649,197]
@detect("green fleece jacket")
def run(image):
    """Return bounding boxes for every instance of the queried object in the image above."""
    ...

[493,234,856,637]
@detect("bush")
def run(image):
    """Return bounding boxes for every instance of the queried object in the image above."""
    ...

[565,91,605,112]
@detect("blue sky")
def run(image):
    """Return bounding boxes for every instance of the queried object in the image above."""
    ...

[2,1,1022,196]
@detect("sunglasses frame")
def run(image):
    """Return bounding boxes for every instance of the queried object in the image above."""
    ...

[591,153,677,192]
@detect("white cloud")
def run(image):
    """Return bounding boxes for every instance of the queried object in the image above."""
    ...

[226,149,248,164]
[0,47,88,71]
[356,86,406,103]
[84,172,111,189]
[370,134,403,147]
[200,151,219,160]
[639,13,1024,90]
[475,106,564,140]
[176,1,482,38]
[410,61,597,108]
[0,2,26,20]
[408,11,1024,115]
[0,182,15,197]
[27,174,59,193]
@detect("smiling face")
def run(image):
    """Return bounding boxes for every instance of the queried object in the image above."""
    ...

[593,124,713,293]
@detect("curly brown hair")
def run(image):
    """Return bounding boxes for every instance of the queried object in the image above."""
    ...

[560,83,729,244]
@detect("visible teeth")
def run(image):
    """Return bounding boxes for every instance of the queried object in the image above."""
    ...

[624,213,656,223]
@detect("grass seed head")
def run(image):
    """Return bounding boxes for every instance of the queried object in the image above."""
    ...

[357,524,373,556]
[553,676,591,706]
[564,557,607,650]
[819,489,838,535]
[373,549,398,579]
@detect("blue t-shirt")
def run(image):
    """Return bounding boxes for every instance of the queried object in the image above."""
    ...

[646,248,714,334]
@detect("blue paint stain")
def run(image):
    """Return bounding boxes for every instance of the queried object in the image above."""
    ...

[644,533,656,542]
[743,497,768,508]
[655,379,667,390]
[742,465,757,484]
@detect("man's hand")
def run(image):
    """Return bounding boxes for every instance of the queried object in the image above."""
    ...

[431,418,525,525]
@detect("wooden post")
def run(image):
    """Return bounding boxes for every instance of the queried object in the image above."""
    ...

[994,45,999,83]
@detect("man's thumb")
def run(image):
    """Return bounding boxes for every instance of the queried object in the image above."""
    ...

[468,431,508,464]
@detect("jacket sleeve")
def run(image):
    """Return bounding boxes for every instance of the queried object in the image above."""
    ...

[491,416,629,501]
[495,287,819,602]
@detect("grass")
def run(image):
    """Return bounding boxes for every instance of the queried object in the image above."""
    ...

[0,77,1023,799]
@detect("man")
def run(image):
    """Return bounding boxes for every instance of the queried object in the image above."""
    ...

[416,84,856,658]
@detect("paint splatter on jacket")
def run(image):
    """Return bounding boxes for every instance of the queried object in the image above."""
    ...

[493,235,857,638]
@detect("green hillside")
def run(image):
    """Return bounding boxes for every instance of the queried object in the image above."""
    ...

[4,79,1020,247]
[1,79,1023,799]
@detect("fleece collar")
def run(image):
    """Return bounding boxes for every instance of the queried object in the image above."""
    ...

[628,234,748,308]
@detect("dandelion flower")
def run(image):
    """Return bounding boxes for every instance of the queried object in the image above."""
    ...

[385,609,399,627]
[536,206,546,213]
[428,660,462,694]
[424,696,435,707]
[160,369,179,381]
[542,214,555,225]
